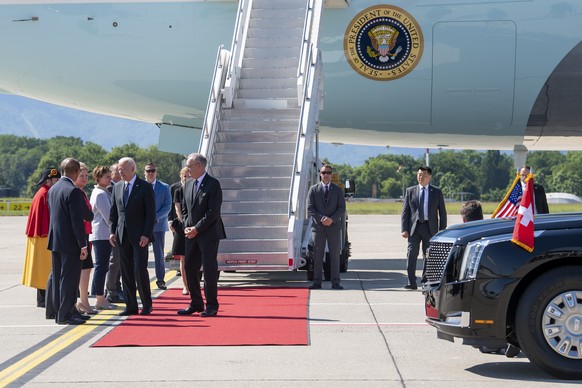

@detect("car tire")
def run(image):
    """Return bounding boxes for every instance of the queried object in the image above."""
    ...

[515,265,582,380]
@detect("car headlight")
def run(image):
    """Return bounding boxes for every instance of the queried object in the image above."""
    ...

[459,240,489,280]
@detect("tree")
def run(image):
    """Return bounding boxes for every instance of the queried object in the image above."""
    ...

[479,150,513,194]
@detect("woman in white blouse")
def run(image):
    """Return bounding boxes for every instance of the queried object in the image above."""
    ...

[89,165,116,310]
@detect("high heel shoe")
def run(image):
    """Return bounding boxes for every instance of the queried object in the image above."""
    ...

[182,288,189,295]
[95,300,117,310]
[76,302,98,315]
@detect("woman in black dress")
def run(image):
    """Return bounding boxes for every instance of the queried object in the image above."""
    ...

[169,167,190,294]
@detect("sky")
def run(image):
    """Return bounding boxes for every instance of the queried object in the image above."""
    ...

[0,94,428,166]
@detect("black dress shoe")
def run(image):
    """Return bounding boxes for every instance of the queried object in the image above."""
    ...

[140,306,153,315]
[119,309,138,316]
[177,305,204,315]
[404,284,418,290]
[308,284,322,290]
[57,317,85,325]
[156,280,167,290]
[46,314,55,320]
[107,294,124,303]
[72,311,90,320]
[331,284,344,290]
[200,309,218,317]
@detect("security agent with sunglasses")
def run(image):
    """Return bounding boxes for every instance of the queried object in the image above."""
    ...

[307,165,346,290]
[144,162,172,290]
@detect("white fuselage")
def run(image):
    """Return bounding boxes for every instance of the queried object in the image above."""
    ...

[1,0,581,150]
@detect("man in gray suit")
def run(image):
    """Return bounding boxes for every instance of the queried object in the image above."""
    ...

[401,166,447,290]
[307,165,346,290]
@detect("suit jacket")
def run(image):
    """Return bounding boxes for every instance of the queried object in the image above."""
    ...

[308,182,346,231]
[151,180,172,232]
[47,177,88,255]
[401,184,447,237]
[109,176,156,245]
[181,174,226,242]
[533,183,549,214]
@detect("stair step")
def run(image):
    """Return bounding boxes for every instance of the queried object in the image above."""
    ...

[217,252,289,264]
[242,57,298,69]
[253,0,306,10]
[220,118,298,131]
[225,225,288,239]
[216,131,297,143]
[218,177,292,190]
[251,8,305,20]
[222,188,288,202]
[243,46,301,59]
[222,213,288,227]
[249,16,304,29]
[211,153,295,165]
[232,98,299,109]
[240,66,297,79]
[214,141,295,153]
[221,107,299,120]
[238,88,297,99]
[239,77,297,90]
[244,37,302,51]
[246,27,303,39]
[219,239,288,253]
[213,165,293,177]
[222,201,288,214]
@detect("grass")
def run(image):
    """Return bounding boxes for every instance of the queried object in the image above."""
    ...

[3,198,582,217]
[346,200,582,215]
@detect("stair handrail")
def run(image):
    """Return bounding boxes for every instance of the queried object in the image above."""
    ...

[199,45,231,167]
[297,0,323,102]
[288,44,323,264]
[223,0,253,108]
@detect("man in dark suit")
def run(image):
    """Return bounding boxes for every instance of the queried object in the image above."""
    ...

[109,157,156,316]
[47,158,89,325]
[401,166,447,290]
[519,166,549,214]
[307,165,346,290]
[177,153,226,317]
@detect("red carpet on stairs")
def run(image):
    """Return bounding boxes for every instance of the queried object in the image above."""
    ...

[92,287,309,347]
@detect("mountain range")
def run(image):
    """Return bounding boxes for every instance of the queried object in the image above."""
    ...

[0,94,425,166]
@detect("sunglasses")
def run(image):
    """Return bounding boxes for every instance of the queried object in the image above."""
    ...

[145,169,156,173]
[320,171,332,175]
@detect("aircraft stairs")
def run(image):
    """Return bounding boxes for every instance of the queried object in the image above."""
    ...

[199,0,324,271]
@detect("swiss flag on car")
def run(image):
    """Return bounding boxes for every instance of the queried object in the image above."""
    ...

[512,173,535,252]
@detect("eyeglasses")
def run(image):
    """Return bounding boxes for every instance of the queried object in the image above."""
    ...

[145,169,156,173]
[320,171,332,175]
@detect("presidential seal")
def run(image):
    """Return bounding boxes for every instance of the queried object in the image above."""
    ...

[344,5,423,81]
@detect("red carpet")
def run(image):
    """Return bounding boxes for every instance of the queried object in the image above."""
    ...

[92,287,309,347]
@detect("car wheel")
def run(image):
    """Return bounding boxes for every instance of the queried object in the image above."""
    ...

[515,265,582,379]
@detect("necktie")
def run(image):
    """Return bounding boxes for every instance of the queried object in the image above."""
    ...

[324,185,329,203]
[193,180,198,195]
[123,182,130,204]
[418,187,425,221]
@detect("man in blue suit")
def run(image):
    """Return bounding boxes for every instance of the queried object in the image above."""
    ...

[401,166,447,290]
[177,153,226,317]
[47,158,89,325]
[109,157,156,316]
[144,162,172,290]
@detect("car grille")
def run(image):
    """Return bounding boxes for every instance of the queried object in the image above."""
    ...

[425,242,454,283]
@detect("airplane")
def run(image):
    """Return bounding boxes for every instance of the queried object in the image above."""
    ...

[1,0,581,276]
[1,0,581,156]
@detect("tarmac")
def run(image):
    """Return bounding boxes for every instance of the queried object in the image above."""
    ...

[0,214,576,387]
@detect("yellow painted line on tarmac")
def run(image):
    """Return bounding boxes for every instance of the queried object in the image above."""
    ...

[0,271,177,386]
[0,310,118,385]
